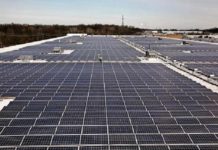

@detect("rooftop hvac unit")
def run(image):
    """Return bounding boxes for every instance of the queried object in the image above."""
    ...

[69,40,77,43]
[53,47,63,53]
[17,55,34,61]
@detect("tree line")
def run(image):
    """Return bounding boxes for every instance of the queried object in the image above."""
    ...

[0,24,144,48]
[204,28,218,34]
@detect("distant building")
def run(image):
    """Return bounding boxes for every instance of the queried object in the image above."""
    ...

[152,30,203,35]
[162,30,203,34]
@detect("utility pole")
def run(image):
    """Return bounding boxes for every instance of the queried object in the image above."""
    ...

[122,15,124,26]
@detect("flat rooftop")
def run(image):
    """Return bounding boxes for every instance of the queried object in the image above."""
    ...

[0,35,218,150]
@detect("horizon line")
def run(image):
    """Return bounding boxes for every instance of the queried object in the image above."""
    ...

[0,23,217,30]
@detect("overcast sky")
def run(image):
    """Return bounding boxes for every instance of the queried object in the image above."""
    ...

[0,0,217,29]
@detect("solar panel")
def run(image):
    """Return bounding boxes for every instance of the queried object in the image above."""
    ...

[163,134,192,144]
[190,134,218,143]
[10,119,35,126]
[176,118,200,124]
[22,136,52,146]
[109,134,136,144]
[0,119,11,126]
[51,135,80,145]
[35,118,60,125]
[109,126,133,133]
[206,125,218,133]
[133,125,158,133]
[2,127,30,135]
[0,148,15,150]
[80,146,109,150]
[29,126,56,135]
[182,125,209,133]
[137,134,164,144]
[169,145,199,150]
[83,126,107,134]
[56,126,82,134]
[110,146,138,150]
[0,136,23,146]
[158,125,183,133]
[49,147,78,150]
[81,135,108,144]
[199,145,218,150]
[17,147,47,150]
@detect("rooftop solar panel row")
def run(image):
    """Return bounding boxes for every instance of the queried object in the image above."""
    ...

[0,37,142,62]
[124,36,218,78]
[0,62,218,149]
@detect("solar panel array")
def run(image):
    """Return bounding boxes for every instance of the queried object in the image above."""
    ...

[187,64,218,76]
[0,36,218,150]
[125,36,218,77]
[0,37,142,62]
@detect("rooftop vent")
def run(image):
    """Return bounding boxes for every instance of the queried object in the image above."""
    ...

[181,41,189,45]
[145,51,150,58]
[97,54,103,63]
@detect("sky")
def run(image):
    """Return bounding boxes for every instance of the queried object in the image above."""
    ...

[0,0,217,29]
